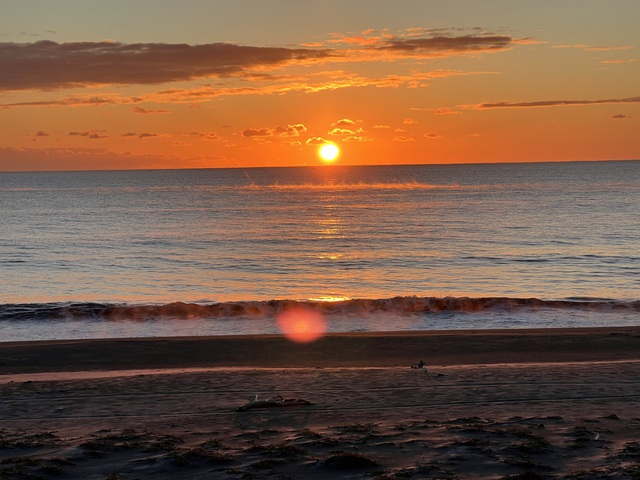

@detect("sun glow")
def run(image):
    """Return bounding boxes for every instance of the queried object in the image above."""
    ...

[319,144,340,162]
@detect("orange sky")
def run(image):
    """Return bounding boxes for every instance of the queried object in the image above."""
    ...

[1,1,639,171]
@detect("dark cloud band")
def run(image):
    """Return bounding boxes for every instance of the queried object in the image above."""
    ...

[0,40,332,91]
[381,35,512,52]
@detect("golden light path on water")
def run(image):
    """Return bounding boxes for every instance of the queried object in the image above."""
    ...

[307,295,352,302]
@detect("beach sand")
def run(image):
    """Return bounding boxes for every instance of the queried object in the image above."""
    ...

[1,327,640,479]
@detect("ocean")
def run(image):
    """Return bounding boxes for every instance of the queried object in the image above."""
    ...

[1,161,638,341]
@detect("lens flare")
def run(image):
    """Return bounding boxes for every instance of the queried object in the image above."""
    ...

[276,307,326,343]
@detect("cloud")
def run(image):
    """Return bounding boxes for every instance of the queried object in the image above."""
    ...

[189,131,222,141]
[0,94,136,108]
[0,146,229,171]
[0,40,332,91]
[392,136,415,142]
[0,69,497,109]
[373,124,391,129]
[132,106,171,114]
[467,96,640,109]
[329,128,357,136]
[326,28,516,57]
[331,118,356,127]
[1,31,515,94]
[242,124,307,138]
[305,137,330,145]
[34,130,49,137]
[242,127,272,137]
[611,114,632,119]
[119,131,164,139]
[68,130,108,139]
[601,59,636,64]
[424,132,442,139]
[343,135,374,142]
[553,43,633,52]
[378,35,512,55]
[434,107,461,115]
[403,118,418,124]
[411,107,461,115]
[275,124,307,137]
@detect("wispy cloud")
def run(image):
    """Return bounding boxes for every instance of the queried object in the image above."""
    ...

[119,131,165,139]
[68,130,108,139]
[410,107,462,115]
[601,59,636,64]
[275,124,307,137]
[378,35,512,54]
[466,96,640,109]
[331,118,357,127]
[553,43,633,52]
[1,68,498,109]
[326,27,517,56]
[241,124,307,138]
[132,106,171,114]
[305,137,330,145]
[0,94,133,108]
[242,128,272,138]
[392,136,415,142]
[189,132,223,141]
[343,135,374,142]
[0,146,226,171]
[329,128,359,136]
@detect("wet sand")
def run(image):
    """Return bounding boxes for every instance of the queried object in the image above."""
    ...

[1,327,640,479]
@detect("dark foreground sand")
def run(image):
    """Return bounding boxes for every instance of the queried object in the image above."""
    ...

[1,327,640,479]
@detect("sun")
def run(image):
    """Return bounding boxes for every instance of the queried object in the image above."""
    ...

[319,143,340,162]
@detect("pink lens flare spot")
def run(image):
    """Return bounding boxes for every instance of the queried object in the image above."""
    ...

[276,307,326,343]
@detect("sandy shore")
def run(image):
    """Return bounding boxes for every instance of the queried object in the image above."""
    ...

[1,327,640,479]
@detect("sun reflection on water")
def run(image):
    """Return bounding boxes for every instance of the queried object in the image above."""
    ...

[307,295,352,302]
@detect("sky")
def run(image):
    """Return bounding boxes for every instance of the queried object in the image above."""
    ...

[1,0,639,171]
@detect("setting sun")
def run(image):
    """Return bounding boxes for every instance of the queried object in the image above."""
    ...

[319,144,340,162]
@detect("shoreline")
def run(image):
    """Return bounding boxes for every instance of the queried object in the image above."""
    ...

[1,326,639,374]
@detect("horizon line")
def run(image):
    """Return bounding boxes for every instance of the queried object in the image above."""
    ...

[1,158,638,174]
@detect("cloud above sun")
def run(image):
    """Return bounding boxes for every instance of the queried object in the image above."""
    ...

[0,41,332,91]
[0,29,516,94]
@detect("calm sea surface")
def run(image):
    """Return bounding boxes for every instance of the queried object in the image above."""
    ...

[1,161,638,341]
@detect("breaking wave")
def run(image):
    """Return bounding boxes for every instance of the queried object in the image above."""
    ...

[1,296,638,322]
